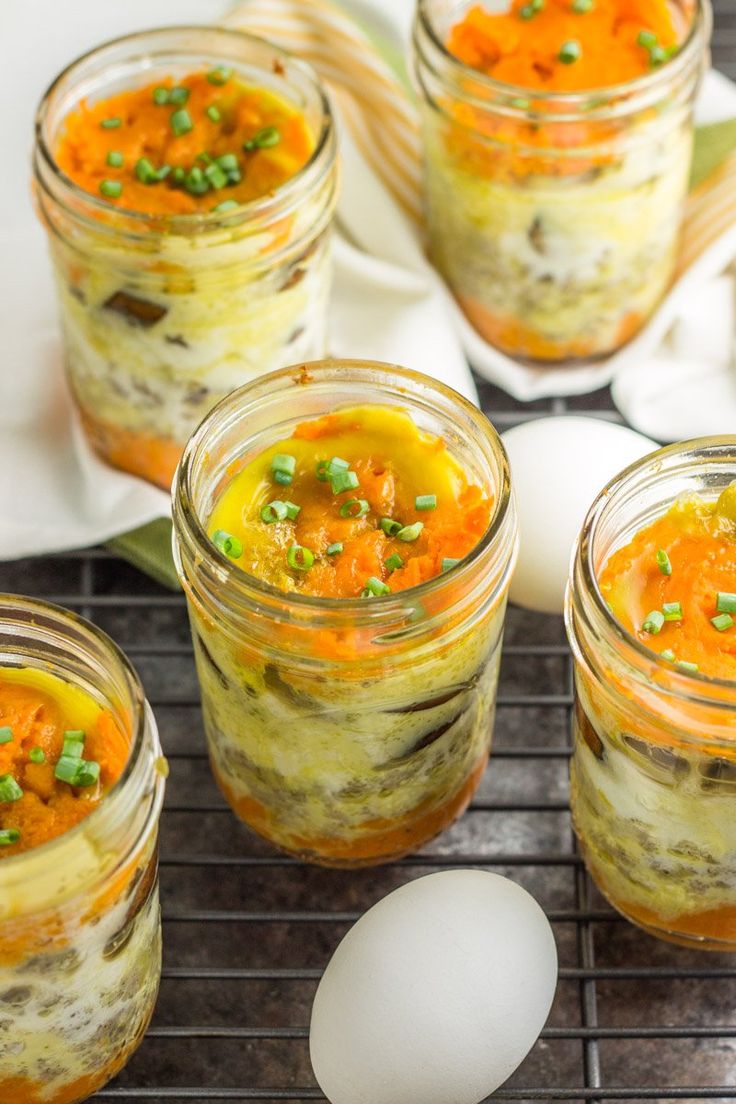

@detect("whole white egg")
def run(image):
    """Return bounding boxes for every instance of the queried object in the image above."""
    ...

[502,417,656,615]
[309,870,557,1104]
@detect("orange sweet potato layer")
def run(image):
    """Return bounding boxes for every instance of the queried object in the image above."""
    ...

[599,509,736,681]
[79,406,181,490]
[213,752,488,866]
[449,0,678,92]
[55,71,313,215]
[0,677,128,858]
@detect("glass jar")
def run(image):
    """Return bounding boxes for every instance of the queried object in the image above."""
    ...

[33,27,338,490]
[566,439,736,950]
[172,360,518,867]
[411,0,711,364]
[0,596,166,1101]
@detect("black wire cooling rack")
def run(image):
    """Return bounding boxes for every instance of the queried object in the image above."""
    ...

[4,6,736,1100]
[1,381,733,1104]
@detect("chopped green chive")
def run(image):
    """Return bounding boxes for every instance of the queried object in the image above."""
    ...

[559,40,582,64]
[380,518,403,537]
[642,610,665,635]
[28,747,46,764]
[74,761,101,787]
[64,730,85,742]
[287,544,314,571]
[207,66,232,85]
[442,558,461,573]
[331,470,360,495]
[572,0,593,10]
[99,180,122,198]
[339,498,370,519]
[100,117,122,129]
[0,775,23,803]
[676,660,699,674]
[155,164,172,181]
[362,577,391,597]
[649,44,667,65]
[185,166,209,195]
[173,166,186,184]
[712,613,734,632]
[663,602,683,622]
[106,150,124,168]
[54,752,99,786]
[415,494,437,511]
[716,592,736,614]
[212,529,243,559]
[153,87,170,105]
[169,86,189,105]
[385,553,404,572]
[204,162,228,189]
[0,829,20,846]
[171,108,194,137]
[660,649,676,662]
[397,522,424,543]
[61,737,84,760]
[53,756,81,784]
[637,29,658,48]
[272,454,296,485]
[206,105,222,123]
[656,549,672,576]
[285,502,301,520]
[326,542,343,556]
[243,126,281,151]
[217,153,239,172]
[261,500,289,524]
[519,0,544,16]
[317,456,349,481]
[212,199,238,213]
[0,727,12,745]
[135,157,158,184]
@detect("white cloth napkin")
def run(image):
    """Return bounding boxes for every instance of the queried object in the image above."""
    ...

[0,0,473,561]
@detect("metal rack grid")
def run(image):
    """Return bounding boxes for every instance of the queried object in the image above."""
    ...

[3,5,735,1101]
[2,379,733,1104]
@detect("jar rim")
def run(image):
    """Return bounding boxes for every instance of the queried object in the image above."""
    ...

[414,0,711,114]
[34,24,335,234]
[0,594,155,874]
[576,436,736,701]
[173,359,515,626]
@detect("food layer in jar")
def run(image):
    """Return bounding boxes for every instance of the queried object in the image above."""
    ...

[0,668,161,1103]
[193,404,503,865]
[422,0,695,363]
[45,67,330,488]
[572,481,736,946]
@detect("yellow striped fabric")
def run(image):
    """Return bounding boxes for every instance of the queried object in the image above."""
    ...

[226,0,736,275]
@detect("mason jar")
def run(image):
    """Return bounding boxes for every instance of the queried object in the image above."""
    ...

[172,360,518,867]
[0,596,166,1101]
[566,439,736,950]
[412,0,711,364]
[33,26,338,489]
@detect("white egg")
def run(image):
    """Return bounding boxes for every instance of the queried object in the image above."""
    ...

[502,417,656,615]
[309,870,558,1104]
